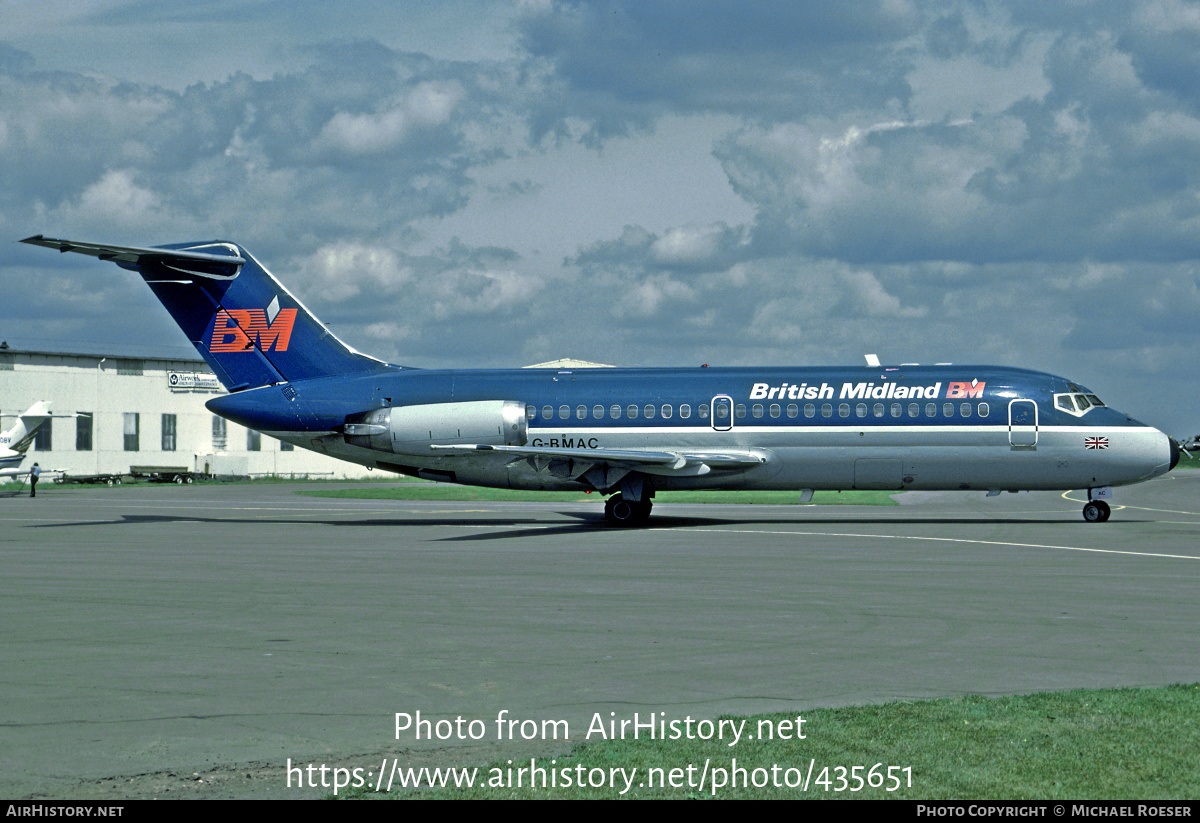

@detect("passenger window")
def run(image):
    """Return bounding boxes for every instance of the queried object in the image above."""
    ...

[661,404,673,419]
[735,404,746,419]
[925,403,936,418]
[627,404,639,419]
[873,403,885,418]
[856,403,867,418]
[770,404,781,418]
[890,403,902,418]
[960,402,972,417]
[679,404,691,419]
[713,404,728,419]
[527,404,537,419]
[698,404,709,419]
[787,404,798,418]
[821,403,833,418]
[644,404,656,419]
[978,402,989,417]
[908,403,919,418]
[559,405,570,420]
[592,405,604,419]
[610,404,622,419]
[804,403,816,418]
[542,405,554,420]
[576,405,587,420]
[943,403,954,417]
[839,403,850,418]
[752,404,764,419]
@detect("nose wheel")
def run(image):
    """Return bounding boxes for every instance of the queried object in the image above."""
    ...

[1082,500,1111,522]
[604,493,652,526]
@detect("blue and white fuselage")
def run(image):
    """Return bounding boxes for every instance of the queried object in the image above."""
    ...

[22,235,1179,524]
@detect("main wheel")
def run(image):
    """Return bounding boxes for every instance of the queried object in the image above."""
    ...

[604,494,652,527]
[1082,500,1110,522]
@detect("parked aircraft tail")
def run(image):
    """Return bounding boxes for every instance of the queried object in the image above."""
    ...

[21,236,388,390]
[0,400,53,459]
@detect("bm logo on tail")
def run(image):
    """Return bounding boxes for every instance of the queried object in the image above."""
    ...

[209,304,298,353]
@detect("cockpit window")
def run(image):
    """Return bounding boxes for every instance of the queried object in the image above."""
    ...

[1054,393,1104,417]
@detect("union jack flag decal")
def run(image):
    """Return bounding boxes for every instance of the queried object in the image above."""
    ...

[1085,436,1109,449]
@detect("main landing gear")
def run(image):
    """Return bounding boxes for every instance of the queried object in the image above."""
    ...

[1082,500,1111,522]
[604,493,653,527]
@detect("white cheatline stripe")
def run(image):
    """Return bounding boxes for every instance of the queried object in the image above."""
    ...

[649,526,1200,561]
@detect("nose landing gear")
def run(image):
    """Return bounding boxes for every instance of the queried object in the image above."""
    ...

[1082,500,1111,522]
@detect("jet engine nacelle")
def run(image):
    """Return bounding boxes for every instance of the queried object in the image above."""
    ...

[343,400,527,454]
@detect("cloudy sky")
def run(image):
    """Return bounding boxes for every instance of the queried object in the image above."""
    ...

[3,0,1199,434]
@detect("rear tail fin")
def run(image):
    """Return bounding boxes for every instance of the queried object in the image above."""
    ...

[1,401,52,455]
[22,236,388,390]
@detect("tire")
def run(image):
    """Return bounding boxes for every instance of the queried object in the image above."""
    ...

[604,494,652,527]
[1082,502,1104,522]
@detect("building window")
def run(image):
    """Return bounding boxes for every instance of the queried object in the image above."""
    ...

[117,359,144,376]
[162,414,177,451]
[123,413,140,451]
[247,429,261,451]
[0,353,12,370]
[76,413,93,451]
[280,440,294,452]
[33,419,52,451]
[212,415,227,451]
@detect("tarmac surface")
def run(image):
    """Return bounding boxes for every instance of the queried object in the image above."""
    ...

[2,473,1199,798]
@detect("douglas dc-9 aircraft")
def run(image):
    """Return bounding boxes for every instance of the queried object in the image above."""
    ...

[22,235,1179,525]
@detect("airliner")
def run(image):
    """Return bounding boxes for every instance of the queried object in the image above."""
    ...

[21,235,1179,524]
[0,400,52,479]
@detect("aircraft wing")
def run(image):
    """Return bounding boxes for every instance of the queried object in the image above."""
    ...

[429,443,766,478]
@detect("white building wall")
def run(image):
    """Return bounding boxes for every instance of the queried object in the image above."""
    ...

[0,348,373,480]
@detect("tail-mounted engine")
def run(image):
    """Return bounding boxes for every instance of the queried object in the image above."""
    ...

[342,400,527,454]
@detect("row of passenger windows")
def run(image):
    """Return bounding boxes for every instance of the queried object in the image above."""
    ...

[527,402,992,421]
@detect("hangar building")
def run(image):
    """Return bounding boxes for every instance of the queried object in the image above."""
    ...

[0,342,372,481]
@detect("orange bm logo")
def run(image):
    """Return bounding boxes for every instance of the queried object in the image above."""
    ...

[209,308,298,352]
[946,380,986,399]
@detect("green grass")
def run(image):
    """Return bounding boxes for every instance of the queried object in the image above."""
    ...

[350,685,1200,799]
[1174,448,1200,469]
[298,484,898,506]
